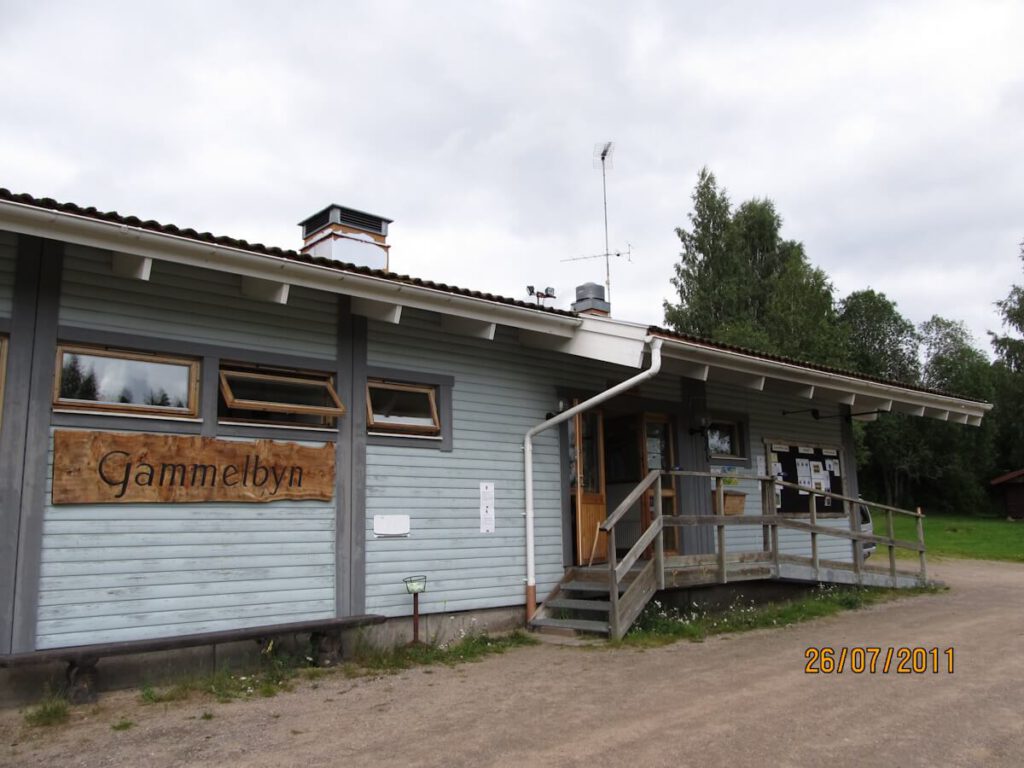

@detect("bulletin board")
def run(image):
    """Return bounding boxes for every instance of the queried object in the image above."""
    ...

[765,441,845,514]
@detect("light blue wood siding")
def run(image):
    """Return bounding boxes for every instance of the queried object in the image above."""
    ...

[708,383,854,561]
[365,311,651,617]
[36,430,335,649]
[0,230,17,318]
[365,310,864,618]
[366,316,560,616]
[59,244,337,359]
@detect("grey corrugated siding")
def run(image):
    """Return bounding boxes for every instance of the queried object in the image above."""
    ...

[708,383,854,561]
[36,430,335,649]
[58,244,337,359]
[0,230,17,318]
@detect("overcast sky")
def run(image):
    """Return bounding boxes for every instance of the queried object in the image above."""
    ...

[1,0,1020,355]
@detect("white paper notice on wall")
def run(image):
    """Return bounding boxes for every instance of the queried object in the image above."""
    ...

[373,514,410,537]
[795,458,812,495]
[755,456,767,478]
[480,482,495,533]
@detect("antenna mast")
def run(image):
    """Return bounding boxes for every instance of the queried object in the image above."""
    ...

[562,142,632,297]
[596,141,614,301]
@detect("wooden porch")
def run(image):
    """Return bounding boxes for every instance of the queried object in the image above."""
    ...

[531,470,928,639]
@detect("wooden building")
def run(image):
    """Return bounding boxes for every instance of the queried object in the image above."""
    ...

[0,188,992,671]
[991,469,1024,520]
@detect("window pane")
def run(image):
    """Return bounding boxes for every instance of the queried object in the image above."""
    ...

[708,423,736,456]
[581,412,601,493]
[59,352,191,410]
[369,386,435,428]
[226,374,336,410]
[219,368,342,428]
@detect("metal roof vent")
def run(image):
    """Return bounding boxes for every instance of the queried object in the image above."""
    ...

[571,282,610,316]
[299,204,393,271]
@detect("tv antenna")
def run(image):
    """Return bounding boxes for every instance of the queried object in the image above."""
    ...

[562,244,632,267]
[560,142,630,303]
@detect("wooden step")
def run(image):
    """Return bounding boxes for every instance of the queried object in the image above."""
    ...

[547,597,612,612]
[559,580,629,594]
[531,617,610,635]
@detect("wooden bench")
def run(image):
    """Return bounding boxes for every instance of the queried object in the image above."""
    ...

[0,614,386,703]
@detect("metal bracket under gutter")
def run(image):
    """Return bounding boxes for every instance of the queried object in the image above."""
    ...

[521,338,663,619]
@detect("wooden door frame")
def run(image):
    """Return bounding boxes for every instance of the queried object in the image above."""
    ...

[639,412,679,554]
[572,408,608,565]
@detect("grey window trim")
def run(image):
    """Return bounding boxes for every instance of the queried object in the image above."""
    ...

[50,412,204,435]
[364,365,453,452]
[707,410,751,467]
[217,423,339,443]
[0,317,11,334]
[56,325,337,372]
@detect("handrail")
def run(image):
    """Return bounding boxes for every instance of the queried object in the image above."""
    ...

[662,515,925,552]
[593,467,926,640]
[769,479,922,518]
[615,516,663,582]
[658,469,923,518]
[601,469,660,532]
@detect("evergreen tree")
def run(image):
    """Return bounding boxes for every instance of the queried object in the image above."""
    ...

[990,240,1024,472]
[838,290,920,383]
[664,168,846,367]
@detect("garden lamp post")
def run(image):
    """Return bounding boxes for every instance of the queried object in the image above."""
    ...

[403,575,427,644]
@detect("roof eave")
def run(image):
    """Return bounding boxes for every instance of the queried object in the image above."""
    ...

[653,334,991,424]
[0,198,581,339]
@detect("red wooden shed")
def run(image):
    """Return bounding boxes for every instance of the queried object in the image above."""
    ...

[990,469,1024,520]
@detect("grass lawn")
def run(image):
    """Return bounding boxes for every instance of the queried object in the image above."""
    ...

[887,513,1024,563]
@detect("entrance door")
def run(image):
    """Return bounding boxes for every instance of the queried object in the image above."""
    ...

[641,414,679,554]
[570,408,607,565]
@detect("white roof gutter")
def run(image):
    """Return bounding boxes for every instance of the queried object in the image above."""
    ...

[0,199,582,338]
[521,338,663,619]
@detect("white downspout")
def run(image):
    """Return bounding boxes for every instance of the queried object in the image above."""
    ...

[522,337,663,618]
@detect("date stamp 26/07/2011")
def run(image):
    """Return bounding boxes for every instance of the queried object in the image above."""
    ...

[804,647,954,674]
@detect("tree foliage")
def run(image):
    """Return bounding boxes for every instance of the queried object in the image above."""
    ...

[664,168,846,367]
[60,355,99,401]
[990,240,1024,472]
[665,169,1014,516]
[838,290,919,383]
[991,240,1024,372]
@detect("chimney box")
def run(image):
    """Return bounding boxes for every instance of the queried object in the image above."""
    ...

[571,282,610,316]
[299,204,393,271]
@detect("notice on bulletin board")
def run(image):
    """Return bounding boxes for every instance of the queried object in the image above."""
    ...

[768,442,845,513]
[480,482,495,533]
[795,457,812,494]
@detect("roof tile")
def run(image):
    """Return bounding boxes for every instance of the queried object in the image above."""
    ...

[0,186,991,406]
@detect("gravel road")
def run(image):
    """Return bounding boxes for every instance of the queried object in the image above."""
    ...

[2,557,1022,768]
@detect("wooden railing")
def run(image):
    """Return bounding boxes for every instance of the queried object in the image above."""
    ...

[597,469,927,639]
[600,470,663,639]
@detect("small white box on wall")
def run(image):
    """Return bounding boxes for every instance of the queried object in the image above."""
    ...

[373,514,411,537]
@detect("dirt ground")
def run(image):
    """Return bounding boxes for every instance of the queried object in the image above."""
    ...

[2,558,1022,768]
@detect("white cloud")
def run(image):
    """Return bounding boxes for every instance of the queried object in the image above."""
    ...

[0,0,1020,354]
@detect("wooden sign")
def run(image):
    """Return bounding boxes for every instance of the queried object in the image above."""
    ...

[52,430,335,505]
